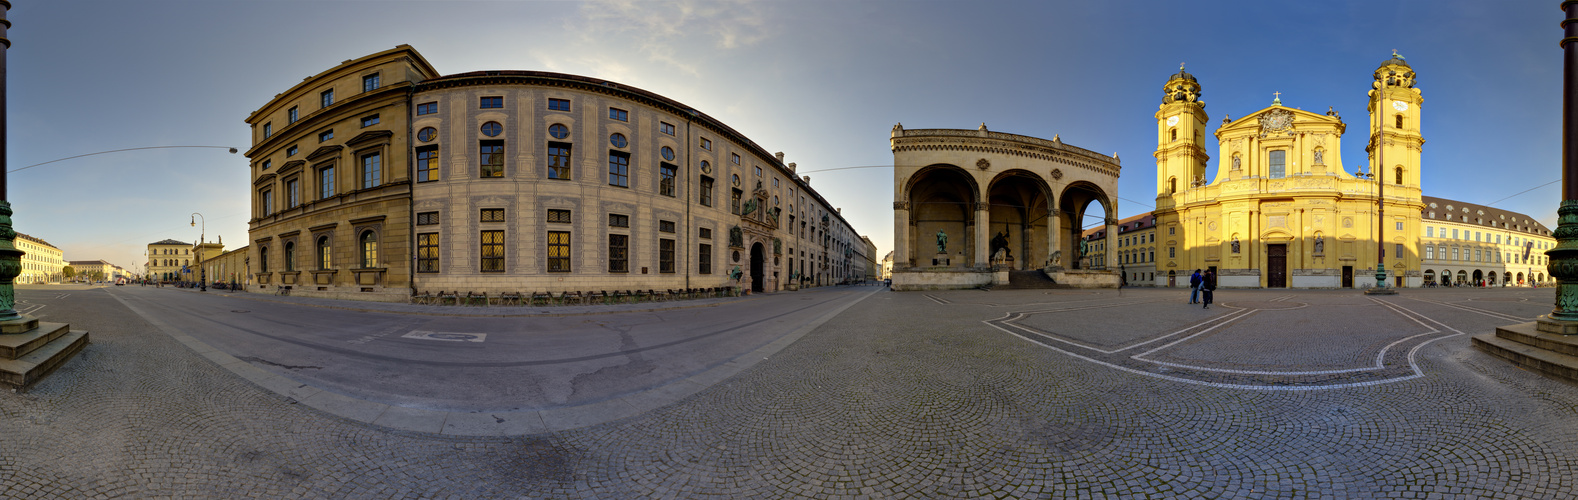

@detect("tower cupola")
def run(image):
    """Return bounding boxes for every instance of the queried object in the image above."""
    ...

[1162,64,1203,106]
[1373,51,1416,89]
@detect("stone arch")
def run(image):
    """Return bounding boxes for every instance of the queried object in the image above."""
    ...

[986,169,1052,270]
[905,164,978,267]
[1059,180,1113,270]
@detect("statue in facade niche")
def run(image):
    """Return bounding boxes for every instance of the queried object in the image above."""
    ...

[1313,149,1324,165]
[742,198,758,217]
[1314,235,1324,254]
[729,226,744,248]
[1231,237,1241,254]
[936,230,948,254]
[990,230,1011,260]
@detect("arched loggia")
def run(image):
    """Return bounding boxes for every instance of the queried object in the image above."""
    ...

[905,164,980,267]
[986,169,1052,270]
[1059,181,1115,270]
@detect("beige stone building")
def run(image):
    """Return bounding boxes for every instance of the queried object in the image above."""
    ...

[889,124,1122,290]
[67,260,115,282]
[147,239,191,282]
[202,245,251,287]
[249,46,865,300]
[1419,196,1554,286]
[1081,213,1159,286]
[246,45,437,301]
[18,233,63,284]
[178,240,226,285]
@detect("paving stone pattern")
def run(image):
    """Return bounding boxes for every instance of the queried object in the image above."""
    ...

[5,285,1578,498]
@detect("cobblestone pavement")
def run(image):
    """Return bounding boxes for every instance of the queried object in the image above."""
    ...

[5,284,1578,498]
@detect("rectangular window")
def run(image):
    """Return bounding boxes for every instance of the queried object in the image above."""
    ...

[416,102,438,115]
[480,208,505,222]
[773,178,780,187]
[547,209,572,223]
[261,160,272,171]
[701,138,713,150]
[1398,244,1406,259]
[755,165,763,177]
[263,123,272,138]
[1452,229,1459,239]
[659,239,675,273]
[548,98,570,111]
[609,152,630,187]
[700,177,714,207]
[361,114,379,127]
[548,142,572,179]
[480,230,505,272]
[416,211,439,225]
[1427,246,1435,260]
[731,189,743,215]
[1169,247,1175,258]
[699,244,712,274]
[480,96,503,108]
[1268,150,1286,179]
[289,106,299,123]
[287,145,298,157]
[609,234,629,273]
[261,189,274,216]
[1475,249,1482,261]
[361,152,382,188]
[1427,227,1434,238]
[319,129,333,142]
[318,167,335,199]
[286,178,300,208]
[547,231,571,272]
[731,153,740,164]
[660,122,675,135]
[609,213,629,228]
[416,146,439,182]
[659,220,676,233]
[699,227,712,239]
[480,140,505,178]
[609,107,628,121]
[416,233,439,273]
[660,164,677,197]
[321,89,334,108]
[362,74,380,92]
[1398,222,1406,231]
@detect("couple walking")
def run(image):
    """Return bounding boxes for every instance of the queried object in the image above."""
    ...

[1187,269,1216,309]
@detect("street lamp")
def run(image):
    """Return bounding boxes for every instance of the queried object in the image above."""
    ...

[1364,58,1399,295]
[191,212,205,292]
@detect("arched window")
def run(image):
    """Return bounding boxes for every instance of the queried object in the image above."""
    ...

[1169,128,1177,142]
[360,231,378,268]
[284,242,296,271]
[1395,114,1403,129]
[259,247,269,273]
[1168,177,1177,194]
[1395,166,1403,185]
[317,236,332,270]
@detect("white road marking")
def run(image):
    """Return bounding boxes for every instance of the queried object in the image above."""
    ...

[401,330,487,343]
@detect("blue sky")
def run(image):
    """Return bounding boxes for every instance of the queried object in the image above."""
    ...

[8,0,1559,274]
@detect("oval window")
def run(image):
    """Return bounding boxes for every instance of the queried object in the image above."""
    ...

[660,146,675,161]
[700,160,711,174]
[417,127,437,142]
[480,121,502,137]
[549,123,569,139]
[610,133,628,148]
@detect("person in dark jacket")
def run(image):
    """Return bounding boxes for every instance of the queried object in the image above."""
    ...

[1202,270,1217,309]
[1189,269,1202,304]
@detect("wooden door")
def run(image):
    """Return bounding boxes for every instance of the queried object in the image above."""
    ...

[1267,244,1287,288]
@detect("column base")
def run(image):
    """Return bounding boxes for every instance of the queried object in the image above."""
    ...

[1363,287,1399,295]
[1537,316,1578,335]
[0,315,37,334]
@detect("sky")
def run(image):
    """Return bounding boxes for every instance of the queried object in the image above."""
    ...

[5,0,1562,275]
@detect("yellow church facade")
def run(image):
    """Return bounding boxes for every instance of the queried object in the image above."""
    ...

[1154,55,1425,288]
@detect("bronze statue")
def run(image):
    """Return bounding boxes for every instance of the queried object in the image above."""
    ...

[936,230,947,254]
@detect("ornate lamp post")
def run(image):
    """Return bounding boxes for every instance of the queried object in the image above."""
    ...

[1546,0,1578,324]
[0,0,25,322]
[1366,60,1399,295]
[191,213,205,292]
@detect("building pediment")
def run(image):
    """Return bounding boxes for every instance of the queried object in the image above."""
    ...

[306,145,342,162]
[1219,105,1345,137]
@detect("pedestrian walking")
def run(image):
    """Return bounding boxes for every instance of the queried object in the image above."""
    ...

[1188,269,1202,304]
[1202,269,1217,309]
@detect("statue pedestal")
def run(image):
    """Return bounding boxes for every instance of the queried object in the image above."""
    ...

[932,253,951,267]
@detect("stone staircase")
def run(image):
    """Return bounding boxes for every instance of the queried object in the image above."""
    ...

[0,317,89,391]
[988,270,1071,290]
[1473,321,1578,384]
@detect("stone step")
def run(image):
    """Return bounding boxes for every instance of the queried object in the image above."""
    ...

[1494,321,1578,358]
[0,329,88,391]
[1473,330,1578,384]
[0,322,70,360]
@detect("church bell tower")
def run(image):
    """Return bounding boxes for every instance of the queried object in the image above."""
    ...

[1366,52,1424,188]
[1155,65,1211,204]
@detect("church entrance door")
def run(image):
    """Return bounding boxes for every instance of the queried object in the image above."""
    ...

[750,243,766,293]
[1342,266,1353,288]
[1267,244,1287,288]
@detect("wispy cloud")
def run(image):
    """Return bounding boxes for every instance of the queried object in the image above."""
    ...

[570,0,773,76]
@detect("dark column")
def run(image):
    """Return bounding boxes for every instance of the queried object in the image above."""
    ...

[1547,0,1578,323]
[0,0,23,322]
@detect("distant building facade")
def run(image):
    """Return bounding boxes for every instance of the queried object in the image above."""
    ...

[19,233,63,284]
[147,239,191,282]
[1419,196,1554,286]
[67,260,115,282]
[203,245,251,287]
[248,46,866,301]
[1081,213,1158,286]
